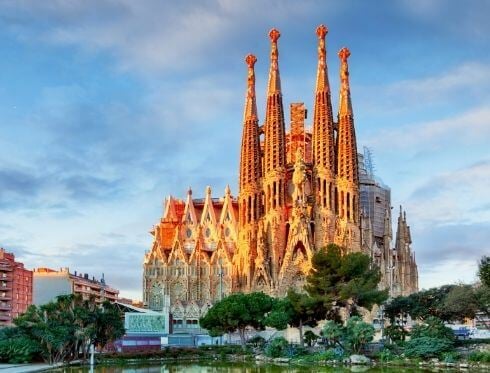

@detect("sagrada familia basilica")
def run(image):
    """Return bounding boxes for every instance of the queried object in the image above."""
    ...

[143,26,418,321]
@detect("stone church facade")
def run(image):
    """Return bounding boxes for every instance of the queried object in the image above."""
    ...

[143,26,418,322]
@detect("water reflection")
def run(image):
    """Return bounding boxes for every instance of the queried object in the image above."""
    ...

[49,362,436,373]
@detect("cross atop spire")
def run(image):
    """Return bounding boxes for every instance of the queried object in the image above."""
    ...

[338,47,353,117]
[267,28,281,95]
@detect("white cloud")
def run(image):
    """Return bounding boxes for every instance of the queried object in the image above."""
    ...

[365,105,490,150]
[1,0,326,74]
[406,160,490,225]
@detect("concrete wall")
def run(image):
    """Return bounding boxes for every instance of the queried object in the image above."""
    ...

[33,275,71,306]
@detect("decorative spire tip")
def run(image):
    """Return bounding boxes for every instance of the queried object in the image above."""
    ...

[316,24,328,39]
[338,47,351,62]
[245,54,257,68]
[269,28,281,42]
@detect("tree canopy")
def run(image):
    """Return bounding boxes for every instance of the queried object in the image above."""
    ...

[265,289,328,346]
[305,244,388,316]
[2,294,124,364]
[199,292,274,347]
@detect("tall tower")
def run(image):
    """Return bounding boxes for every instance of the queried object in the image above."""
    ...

[237,54,262,290]
[312,24,336,249]
[335,47,360,251]
[263,28,287,286]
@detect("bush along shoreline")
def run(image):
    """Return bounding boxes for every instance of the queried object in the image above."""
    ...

[93,342,490,370]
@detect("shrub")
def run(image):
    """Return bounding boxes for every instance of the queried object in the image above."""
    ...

[265,337,289,358]
[467,351,490,363]
[0,335,41,363]
[403,337,454,359]
[247,335,266,348]
[378,348,397,362]
[343,316,375,354]
[384,324,408,343]
[442,351,459,363]
[321,348,344,361]
[411,316,454,341]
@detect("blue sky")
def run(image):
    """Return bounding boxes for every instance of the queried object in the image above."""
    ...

[0,0,489,300]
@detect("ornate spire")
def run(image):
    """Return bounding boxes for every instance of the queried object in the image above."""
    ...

[338,47,353,117]
[315,24,329,92]
[239,54,262,193]
[312,24,335,174]
[264,28,286,176]
[243,54,258,121]
[267,28,281,94]
[336,46,358,184]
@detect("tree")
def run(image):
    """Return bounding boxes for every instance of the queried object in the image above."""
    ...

[321,317,374,354]
[199,292,274,348]
[94,301,125,351]
[384,286,456,322]
[411,316,455,341]
[404,316,455,359]
[478,256,490,287]
[321,320,343,348]
[13,294,124,364]
[305,244,388,316]
[384,324,408,343]
[444,285,480,322]
[304,330,319,347]
[266,289,328,347]
[343,316,375,354]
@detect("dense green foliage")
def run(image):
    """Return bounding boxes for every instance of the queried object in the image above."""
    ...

[265,289,327,347]
[0,294,124,364]
[403,337,454,359]
[321,320,343,348]
[0,328,41,363]
[384,316,456,360]
[468,351,490,363]
[410,316,455,341]
[385,256,490,328]
[305,244,388,317]
[320,316,374,354]
[199,292,274,347]
[479,256,490,287]
[384,324,407,343]
[343,316,375,354]
[264,337,289,358]
[303,330,318,347]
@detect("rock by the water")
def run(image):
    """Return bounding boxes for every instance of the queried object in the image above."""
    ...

[349,354,371,365]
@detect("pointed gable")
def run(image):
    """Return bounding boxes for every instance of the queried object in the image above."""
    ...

[182,187,198,225]
[163,196,179,222]
[200,186,217,226]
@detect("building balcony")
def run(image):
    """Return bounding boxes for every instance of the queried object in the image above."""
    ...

[0,314,11,321]
[0,304,11,311]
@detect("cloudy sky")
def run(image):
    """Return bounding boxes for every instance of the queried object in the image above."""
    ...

[0,0,489,300]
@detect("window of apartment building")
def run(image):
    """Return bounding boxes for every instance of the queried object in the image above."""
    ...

[186,319,199,328]
[172,319,183,328]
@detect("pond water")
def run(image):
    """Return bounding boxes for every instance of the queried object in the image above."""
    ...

[46,361,446,372]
